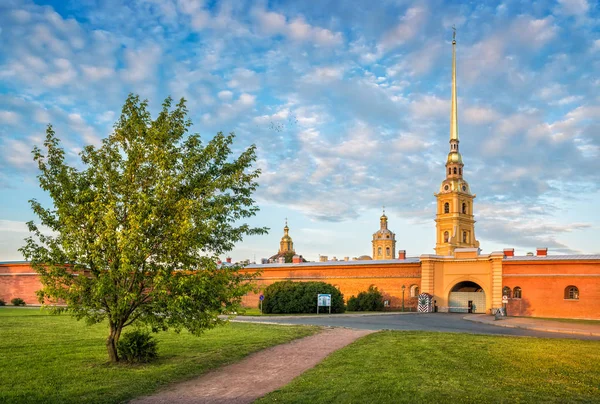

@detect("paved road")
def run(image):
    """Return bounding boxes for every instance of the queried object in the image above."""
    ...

[234,313,600,340]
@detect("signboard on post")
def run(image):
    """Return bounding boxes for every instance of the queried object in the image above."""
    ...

[502,295,508,304]
[259,294,264,314]
[317,294,332,314]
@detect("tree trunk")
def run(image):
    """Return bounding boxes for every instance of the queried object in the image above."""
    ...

[106,325,122,363]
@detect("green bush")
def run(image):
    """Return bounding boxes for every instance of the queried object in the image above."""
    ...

[11,298,26,306]
[347,285,384,312]
[117,330,158,363]
[262,281,345,314]
[0,299,5,306]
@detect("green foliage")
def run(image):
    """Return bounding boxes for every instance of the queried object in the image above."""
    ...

[10,298,26,306]
[346,285,384,312]
[117,330,158,363]
[0,299,5,306]
[282,251,306,263]
[262,281,345,314]
[19,94,267,362]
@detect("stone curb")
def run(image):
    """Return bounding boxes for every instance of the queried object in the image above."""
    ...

[463,315,600,337]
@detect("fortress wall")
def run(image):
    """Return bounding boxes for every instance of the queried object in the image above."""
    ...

[502,260,600,320]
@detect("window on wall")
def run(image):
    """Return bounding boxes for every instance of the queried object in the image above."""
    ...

[459,168,462,175]
[448,168,451,175]
[564,286,579,300]
[378,247,382,255]
[463,231,467,243]
[410,285,419,297]
[444,231,449,242]
[462,203,467,214]
[444,202,449,214]
[502,286,511,298]
[386,247,390,256]
[453,167,457,174]
[513,287,522,299]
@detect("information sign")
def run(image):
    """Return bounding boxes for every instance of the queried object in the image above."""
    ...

[502,295,508,304]
[318,294,331,306]
[259,294,265,301]
[317,294,332,314]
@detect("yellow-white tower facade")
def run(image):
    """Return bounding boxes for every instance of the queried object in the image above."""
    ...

[279,219,294,254]
[372,209,396,259]
[435,32,480,256]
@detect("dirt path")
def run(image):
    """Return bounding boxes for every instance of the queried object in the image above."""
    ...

[132,327,373,404]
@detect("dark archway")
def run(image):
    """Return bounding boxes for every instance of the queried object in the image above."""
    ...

[451,281,484,293]
[448,281,485,313]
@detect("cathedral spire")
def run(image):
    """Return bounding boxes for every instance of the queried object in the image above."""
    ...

[450,26,459,143]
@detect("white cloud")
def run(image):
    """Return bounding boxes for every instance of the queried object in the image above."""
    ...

[394,133,434,153]
[81,65,114,80]
[252,8,343,46]
[33,109,51,124]
[3,138,36,169]
[0,111,21,125]
[68,113,101,147]
[43,58,77,87]
[237,93,256,107]
[379,7,427,52]
[121,45,161,82]
[410,95,447,119]
[227,68,260,91]
[555,0,589,15]
[463,107,500,125]
[217,90,233,101]
[302,66,344,83]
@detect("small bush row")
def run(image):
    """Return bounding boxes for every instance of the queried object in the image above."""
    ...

[262,281,345,314]
[347,285,385,311]
[2,297,26,306]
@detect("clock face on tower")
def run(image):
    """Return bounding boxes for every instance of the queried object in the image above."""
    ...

[444,185,449,191]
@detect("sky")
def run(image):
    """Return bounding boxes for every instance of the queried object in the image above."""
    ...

[0,0,599,263]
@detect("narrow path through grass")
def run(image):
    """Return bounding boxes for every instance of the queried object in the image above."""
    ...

[0,308,318,403]
[258,331,600,403]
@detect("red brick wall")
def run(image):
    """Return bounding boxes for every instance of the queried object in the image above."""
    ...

[502,260,600,320]
[0,263,42,305]
[242,262,422,310]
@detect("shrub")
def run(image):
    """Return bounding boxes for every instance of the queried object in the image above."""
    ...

[117,330,158,363]
[346,285,384,312]
[0,299,5,306]
[262,281,345,314]
[11,297,26,306]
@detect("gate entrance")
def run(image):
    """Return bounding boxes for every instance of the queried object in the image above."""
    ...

[448,281,485,313]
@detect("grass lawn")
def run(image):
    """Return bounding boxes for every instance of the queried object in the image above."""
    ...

[0,308,318,403]
[258,331,600,403]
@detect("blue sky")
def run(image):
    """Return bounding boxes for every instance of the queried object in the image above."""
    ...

[0,0,599,262]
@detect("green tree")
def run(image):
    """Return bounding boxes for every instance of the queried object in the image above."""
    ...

[282,251,306,263]
[20,95,266,363]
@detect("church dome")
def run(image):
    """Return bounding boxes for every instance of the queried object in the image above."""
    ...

[447,152,463,164]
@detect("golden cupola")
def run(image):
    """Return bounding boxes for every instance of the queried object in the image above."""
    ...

[434,29,480,256]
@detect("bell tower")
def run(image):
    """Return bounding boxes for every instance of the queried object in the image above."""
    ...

[279,219,295,254]
[372,208,396,260]
[435,30,480,256]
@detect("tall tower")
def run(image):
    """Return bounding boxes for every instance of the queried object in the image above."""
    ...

[372,208,396,260]
[435,31,480,256]
[279,219,295,254]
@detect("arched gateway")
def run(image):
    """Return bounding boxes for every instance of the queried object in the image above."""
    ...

[448,281,485,313]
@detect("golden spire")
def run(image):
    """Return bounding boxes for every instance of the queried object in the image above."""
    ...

[450,26,459,142]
